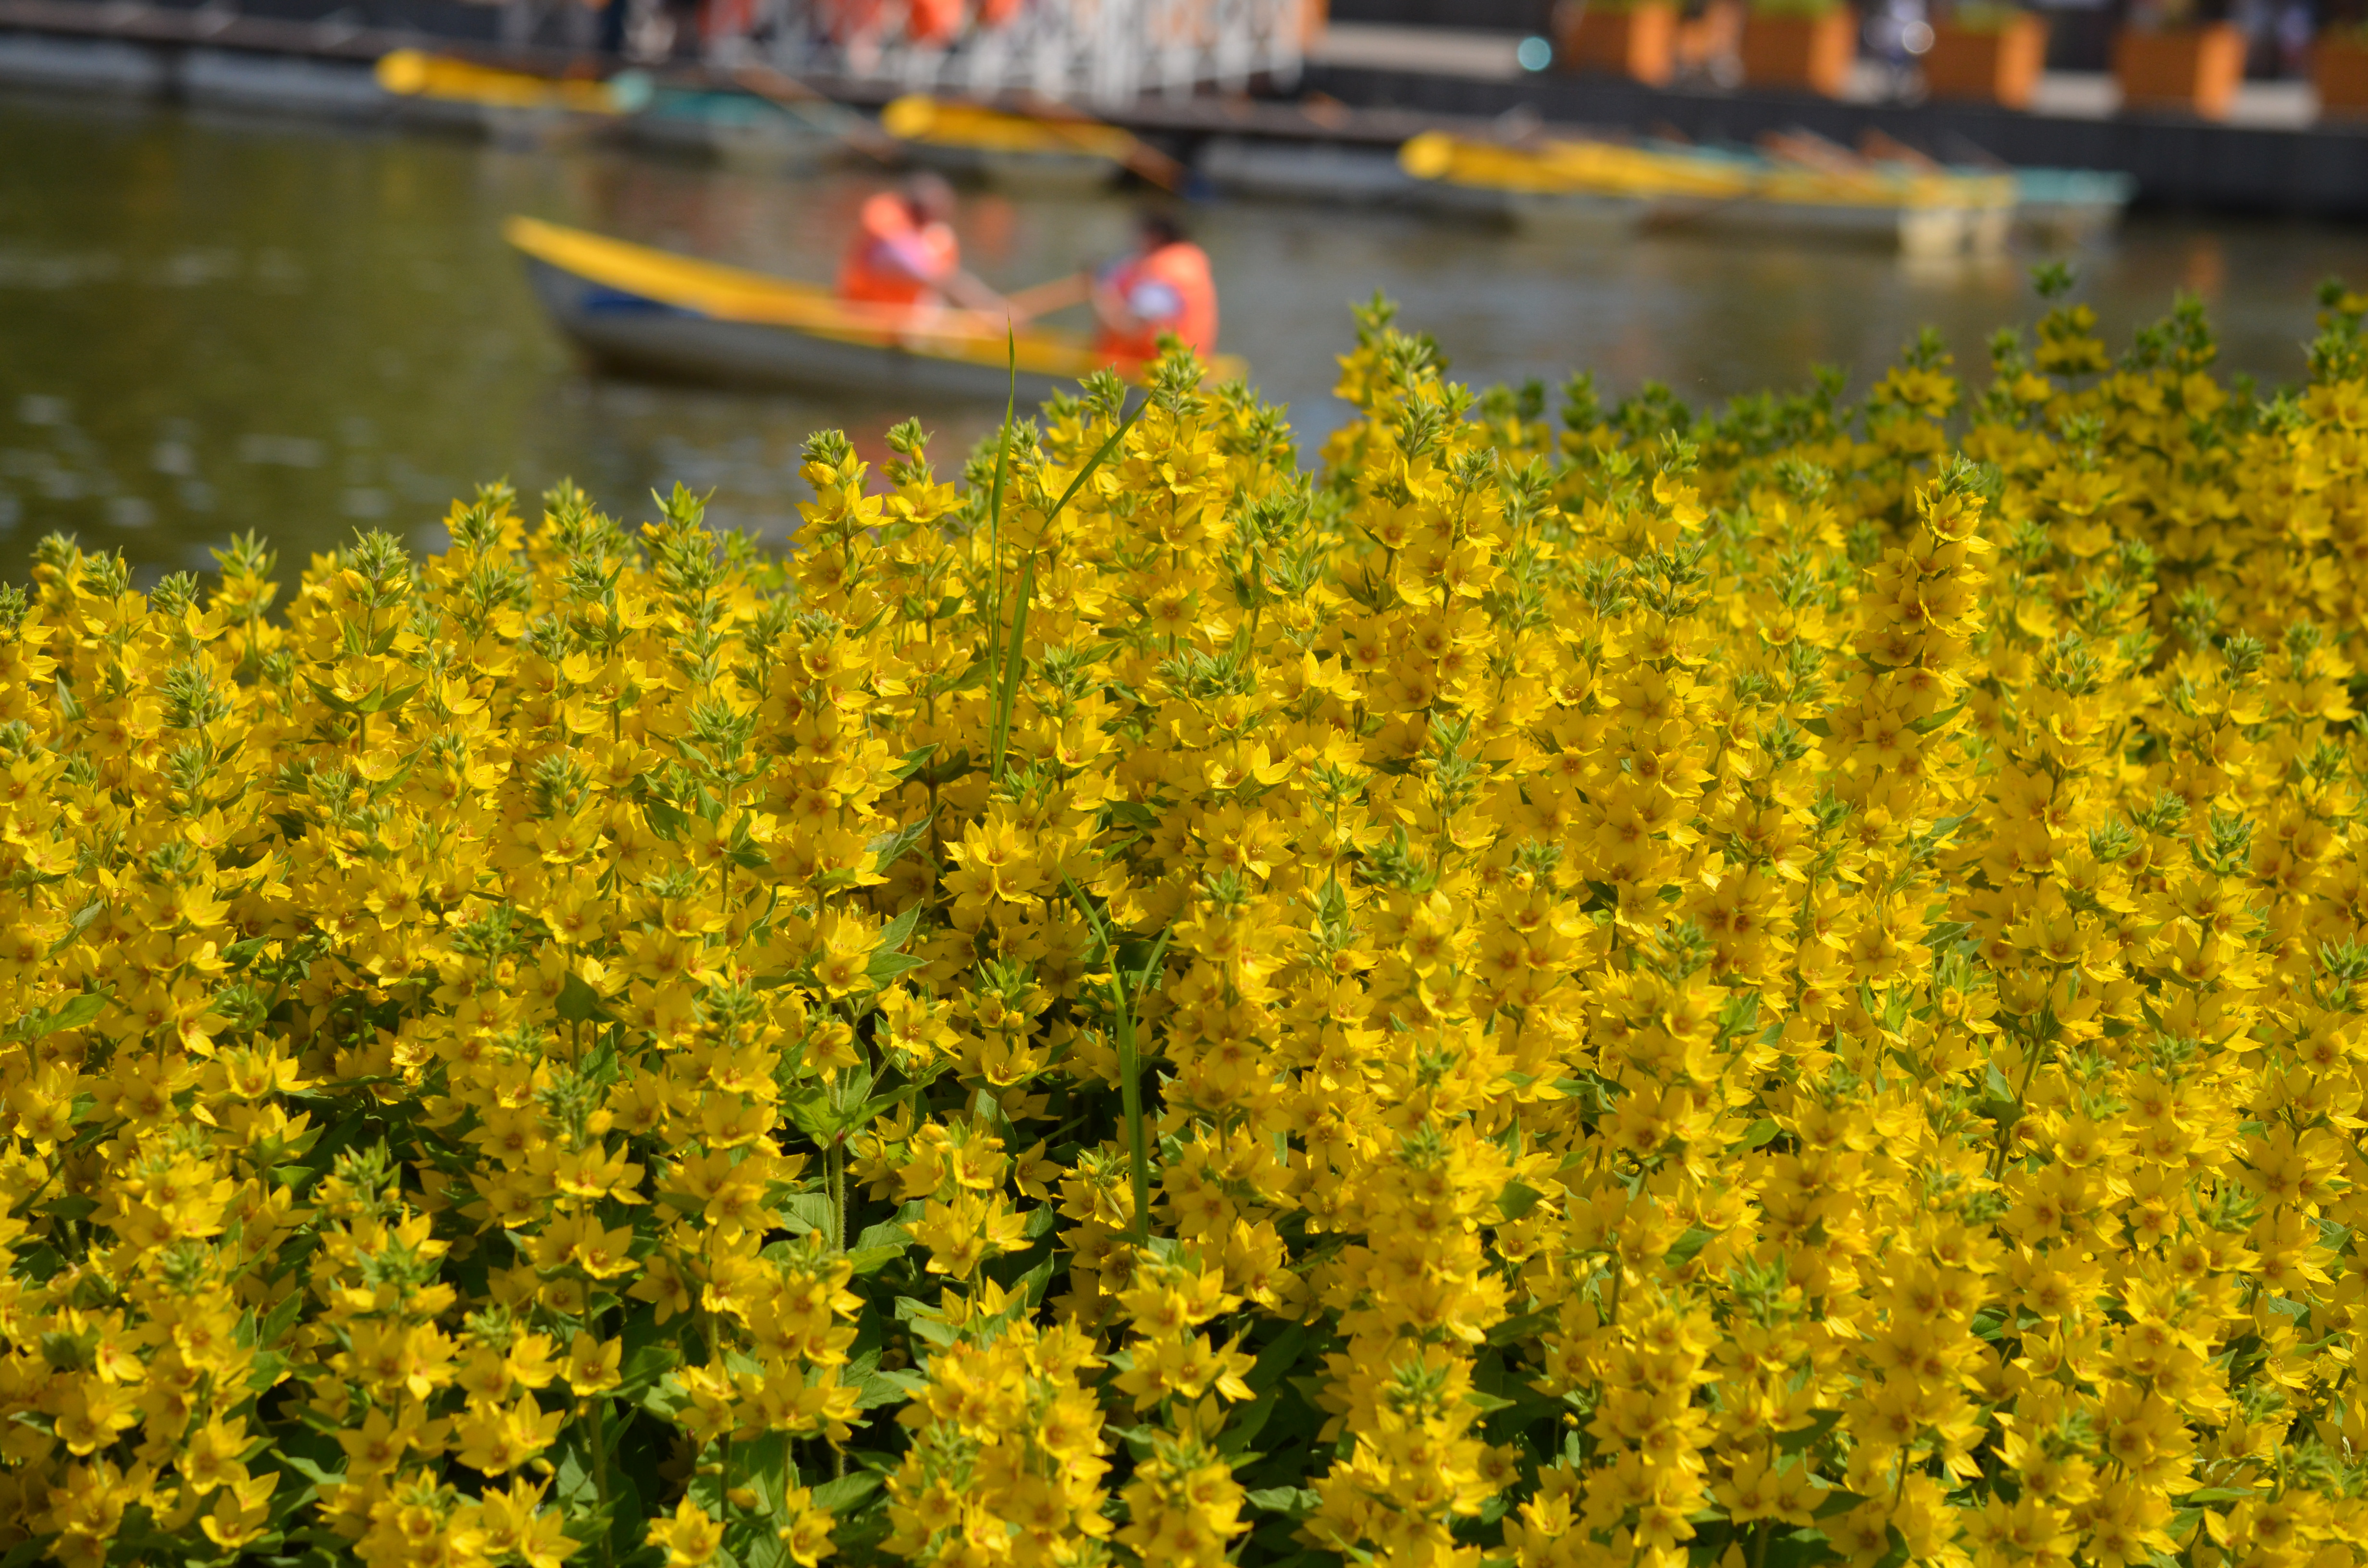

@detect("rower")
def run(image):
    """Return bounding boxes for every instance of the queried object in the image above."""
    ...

[835,173,1009,317]
[1089,208,1218,366]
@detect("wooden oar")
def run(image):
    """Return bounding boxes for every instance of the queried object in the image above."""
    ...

[1014,92,1197,197]
[999,270,1094,321]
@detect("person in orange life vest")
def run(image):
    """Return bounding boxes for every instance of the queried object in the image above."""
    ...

[1089,209,1217,364]
[835,173,1009,316]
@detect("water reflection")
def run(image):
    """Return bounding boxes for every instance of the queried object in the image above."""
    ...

[0,86,2355,580]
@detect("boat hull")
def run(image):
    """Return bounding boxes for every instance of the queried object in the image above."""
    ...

[625,91,842,172]
[899,140,1119,193]
[524,257,1074,403]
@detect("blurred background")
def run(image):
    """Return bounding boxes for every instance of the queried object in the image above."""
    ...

[0,0,2361,578]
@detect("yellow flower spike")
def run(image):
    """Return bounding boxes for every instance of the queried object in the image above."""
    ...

[17,315,2368,1568]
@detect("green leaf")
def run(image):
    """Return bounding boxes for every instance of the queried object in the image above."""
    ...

[1495,1179,1544,1221]
[280,1452,344,1488]
[1664,1226,1713,1268]
[355,679,424,716]
[775,1192,838,1237]
[866,816,934,874]
[1485,1311,1552,1349]
[811,1471,883,1512]
[878,902,924,951]
[554,970,607,1024]
[854,1365,927,1409]
[1908,702,1964,735]
[1779,1409,1845,1456]
[1741,1118,1780,1148]
[865,949,930,991]
[29,991,108,1040]
[47,901,103,959]
[846,1242,907,1275]
[260,1289,306,1346]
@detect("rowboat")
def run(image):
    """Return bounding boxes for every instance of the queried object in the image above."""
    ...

[1396,129,2019,257]
[2011,167,2139,244]
[374,49,622,141]
[621,84,842,170]
[881,94,1133,190]
[504,216,1243,401]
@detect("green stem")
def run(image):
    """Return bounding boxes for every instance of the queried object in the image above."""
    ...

[1988,1024,2053,1181]
[1115,987,1150,1246]
[828,1137,847,1255]
[589,1395,613,1568]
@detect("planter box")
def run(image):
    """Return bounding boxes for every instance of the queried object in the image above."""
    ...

[1741,9,1857,95]
[1676,0,1746,69]
[2313,33,2368,114]
[2112,23,2244,119]
[1557,2,1679,84]
[1922,13,2047,107]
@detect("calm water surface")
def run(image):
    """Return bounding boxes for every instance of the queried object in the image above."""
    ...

[1,89,2359,579]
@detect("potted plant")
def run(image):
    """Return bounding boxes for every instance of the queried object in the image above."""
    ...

[2313,23,2368,114]
[1923,2,2048,106]
[1742,0,1858,95]
[2112,0,2245,118]
[1555,0,1681,85]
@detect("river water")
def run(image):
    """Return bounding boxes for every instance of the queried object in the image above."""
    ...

[1,87,2359,580]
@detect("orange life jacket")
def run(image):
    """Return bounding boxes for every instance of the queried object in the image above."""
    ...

[836,193,960,309]
[1094,241,1218,365]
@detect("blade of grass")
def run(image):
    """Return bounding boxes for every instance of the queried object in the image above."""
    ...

[988,400,1144,782]
[987,330,1015,637]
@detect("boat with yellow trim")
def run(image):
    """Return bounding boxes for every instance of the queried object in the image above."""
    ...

[374,50,625,128]
[1396,129,2017,257]
[505,216,1242,400]
[881,94,1138,190]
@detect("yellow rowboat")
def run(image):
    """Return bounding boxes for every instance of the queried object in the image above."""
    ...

[881,94,1136,190]
[505,216,1244,400]
[1397,130,2018,257]
[375,49,624,117]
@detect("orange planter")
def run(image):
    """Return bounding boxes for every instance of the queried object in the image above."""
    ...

[2312,34,2368,114]
[1557,2,1679,83]
[1741,9,1857,95]
[1922,13,2048,106]
[2112,23,2245,119]
[1676,0,1747,70]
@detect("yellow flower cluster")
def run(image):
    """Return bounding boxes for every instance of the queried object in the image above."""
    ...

[4,279,2368,1568]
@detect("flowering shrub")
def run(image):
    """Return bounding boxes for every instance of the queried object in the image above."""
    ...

[4,281,2368,1568]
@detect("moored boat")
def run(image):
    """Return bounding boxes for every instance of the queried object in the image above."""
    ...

[881,95,1135,191]
[504,216,1242,401]
[373,49,621,143]
[619,84,842,170]
[2011,167,2140,244]
[1395,129,2019,257]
